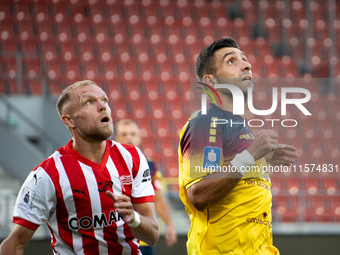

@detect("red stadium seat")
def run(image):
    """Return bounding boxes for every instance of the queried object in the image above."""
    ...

[24,80,42,95]
[273,195,301,222]
[286,178,301,195]
[13,2,31,23]
[322,179,339,195]
[37,22,55,42]
[140,137,156,158]
[303,178,321,195]
[2,80,18,95]
[61,60,82,82]
[271,178,287,195]
[162,157,179,178]
[305,195,336,222]
[22,58,41,80]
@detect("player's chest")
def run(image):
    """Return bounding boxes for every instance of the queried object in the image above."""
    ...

[57,162,133,206]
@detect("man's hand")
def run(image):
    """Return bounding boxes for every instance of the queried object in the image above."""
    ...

[165,224,177,247]
[106,191,159,245]
[247,130,279,160]
[106,191,135,224]
[266,144,298,166]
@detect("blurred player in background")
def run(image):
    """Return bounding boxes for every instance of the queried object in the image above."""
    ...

[115,119,177,255]
[0,81,159,255]
[179,38,298,254]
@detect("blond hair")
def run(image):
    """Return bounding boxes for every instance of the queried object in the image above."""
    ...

[56,80,97,118]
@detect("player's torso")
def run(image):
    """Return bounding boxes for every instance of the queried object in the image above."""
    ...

[47,146,138,254]
[180,105,277,254]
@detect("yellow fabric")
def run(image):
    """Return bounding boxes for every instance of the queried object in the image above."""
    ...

[179,122,279,255]
[139,241,148,246]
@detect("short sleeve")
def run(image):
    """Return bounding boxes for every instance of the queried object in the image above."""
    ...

[131,148,155,203]
[13,167,56,230]
[180,116,224,189]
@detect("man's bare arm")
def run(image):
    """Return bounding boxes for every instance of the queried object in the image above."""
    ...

[0,225,36,255]
[154,190,177,247]
[132,202,159,245]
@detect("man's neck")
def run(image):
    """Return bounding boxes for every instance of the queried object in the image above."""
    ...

[215,93,246,119]
[72,139,107,164]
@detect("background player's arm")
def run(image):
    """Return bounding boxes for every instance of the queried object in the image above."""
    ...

[187,130,279,211]
[106,192,159,245]
[0,225,36,255]
[154,189,177,247]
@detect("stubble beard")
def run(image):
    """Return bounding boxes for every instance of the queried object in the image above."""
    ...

[78,123,113,142]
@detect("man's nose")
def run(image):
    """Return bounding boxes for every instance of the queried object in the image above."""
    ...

[242,60,252,72]
[99,100,107,111]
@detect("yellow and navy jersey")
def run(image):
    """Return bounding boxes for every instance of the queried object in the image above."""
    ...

[147,158,162,191]
[178,103,279,255]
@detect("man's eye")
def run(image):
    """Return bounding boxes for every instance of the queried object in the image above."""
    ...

[86,101,92,105]
[103,99,108,103]
[227,59,234,64]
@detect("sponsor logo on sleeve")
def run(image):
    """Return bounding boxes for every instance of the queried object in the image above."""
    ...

[142,169,151,183]
[203,146,221,169]
[239,133,252,140]
[19,186,36,211]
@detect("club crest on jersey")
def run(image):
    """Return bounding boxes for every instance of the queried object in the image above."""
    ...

[119,175,132,185]
[119,175,133,192]
[203,146,221,169]
[98,181,113,192]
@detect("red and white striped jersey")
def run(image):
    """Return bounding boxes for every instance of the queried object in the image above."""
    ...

[13,140,155,255]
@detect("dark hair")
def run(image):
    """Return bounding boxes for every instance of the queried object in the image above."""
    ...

[195,38,240,81]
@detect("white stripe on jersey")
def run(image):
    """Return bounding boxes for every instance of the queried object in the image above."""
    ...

[54,152,85,255]
[106,156,132,254]
[78,162,108,255]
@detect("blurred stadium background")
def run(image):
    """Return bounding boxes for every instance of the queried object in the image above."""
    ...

[0,0,340,254]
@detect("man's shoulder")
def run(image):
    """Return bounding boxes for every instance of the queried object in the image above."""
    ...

[111,141,138,153]
[110,140,142,162]
[32,150,63,176]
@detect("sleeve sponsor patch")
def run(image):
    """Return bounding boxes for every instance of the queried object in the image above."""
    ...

[18,186,36,211]
[203,146,221,169]
[142,169,151,182]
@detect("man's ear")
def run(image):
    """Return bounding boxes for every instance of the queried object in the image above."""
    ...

[202,75,218,87]
[62,115,76,129]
